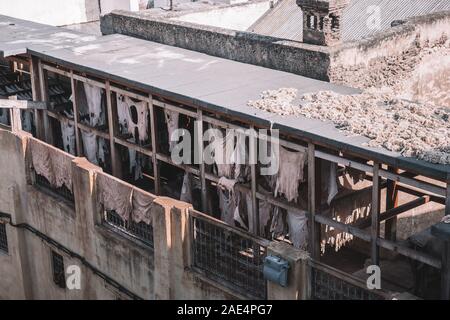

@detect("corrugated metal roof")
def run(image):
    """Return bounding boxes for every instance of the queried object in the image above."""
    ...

[247,0,450,42]
[342,0,450,42]
[248,0,303,42]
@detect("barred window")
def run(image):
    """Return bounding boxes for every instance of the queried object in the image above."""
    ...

[191,213,268,299]
[51,251,66,289]
[0,223,8,254]
[35,173,74,203]
[103,210,153,247]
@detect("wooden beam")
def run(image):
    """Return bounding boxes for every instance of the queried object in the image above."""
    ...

[314,211,441,269]
[38,60,52,144]
[446,178,450,216]
[149,94,160,195]
[105,80,122,178]
[0,99,47,109]
[249,126,259,236]
[377,237,441,269]
[197,110,207,212]
[385,166,399,241]
[371,162,381,265]
[315,150,446,197]
[69,73,81,156]
[397,185,445,205]
[308,143,320,259]
[10,108,22,132]
[356,196,430,229]
[30,56,45,140]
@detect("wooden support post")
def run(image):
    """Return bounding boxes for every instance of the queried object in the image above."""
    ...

[446,180,450,217]
[371,162,381,266]
[105,80,122,178]
[308,143,320,260]
[249,126,259,236]
[149,95,160,195]
[385,166,399,241]
[442,241,450,300]
[444,179,450,299]
[37,60,52,144]
[9,97,22,132]
[70,72,82,156]
[30,56,45,139]
[197,110,207,212]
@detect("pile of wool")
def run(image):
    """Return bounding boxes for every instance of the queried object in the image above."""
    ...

[248,88,450,165]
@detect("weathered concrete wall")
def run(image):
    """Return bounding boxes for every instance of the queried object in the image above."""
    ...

[101,9,450,94]
[171,1,271,31]
[329,10,450,103]
[100,10,331,81]
[1,129,278,300]
[0,130,155,299]
[0,0,100,26]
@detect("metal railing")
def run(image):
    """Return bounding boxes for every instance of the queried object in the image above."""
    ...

[190,209,269,299]
[35,173,74,203]
[310,261,392,300]
[104,210,153,248]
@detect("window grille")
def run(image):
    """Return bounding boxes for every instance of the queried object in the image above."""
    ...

[191,212,268,299]
[104,210,153,247]
[35,173,74,203]
[51,250,66,289]
[0,223,8,254]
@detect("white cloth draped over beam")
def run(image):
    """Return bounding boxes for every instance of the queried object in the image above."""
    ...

[209,127,254,229]
[274,146,307,203]
[164,110,179,152]
[61,120,76,155]
[97,173,154,224]
[30,139,73,192]
[117,95,149,180]
[287,209,308,250]
[83,83,105,127]
[321,177,372,253]
[81,130,98,165]
[132,189,154,225]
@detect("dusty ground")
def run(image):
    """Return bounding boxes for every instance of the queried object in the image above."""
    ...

[248,87,450,164]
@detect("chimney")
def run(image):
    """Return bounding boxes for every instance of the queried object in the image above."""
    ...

[296,0,350,46]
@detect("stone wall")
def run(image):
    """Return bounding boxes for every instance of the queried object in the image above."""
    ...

[328,10,450,101]
[100,10,331,81]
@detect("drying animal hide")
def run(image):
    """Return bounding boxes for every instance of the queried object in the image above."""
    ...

[0,108,8,124]
[81,130,98,165]
[217,177,238,226]
[274,146,307,202]
[30,139,73,192]
[287,210,308,250]
[270,207,286,239]
[116,95,149,143]
[164,110,179,152]
[61,121,76,155]
[321,187,372,253]
[218,188,236,226]
[97,173,133,221]
[210,128,235,178]
[132,189,154,225]
[21,111,33,133]
[98,137,107,165]
[83,82,105,127]
[128,148,146,181]
[117,94,131,134]
[180,172,193,203]
[257,186,275,238]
